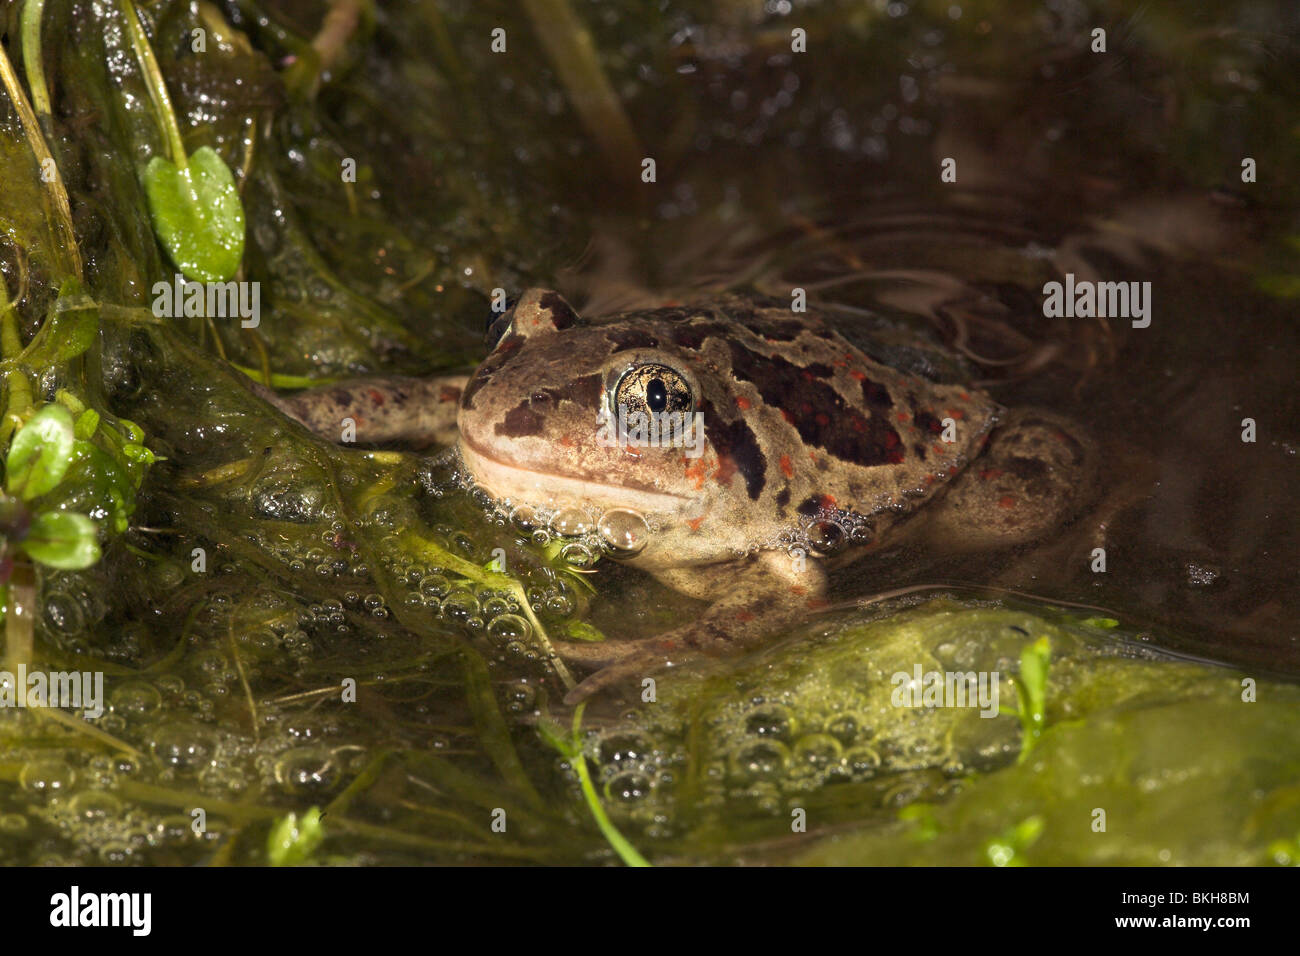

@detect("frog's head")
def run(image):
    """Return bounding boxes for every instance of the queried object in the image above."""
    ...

[458,288,999,567]
[457,289,767,565]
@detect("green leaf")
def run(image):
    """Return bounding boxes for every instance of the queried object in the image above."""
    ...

[15,287,99,368]
[564,620,607,643]
[6,404,75,500]
[267,807,325,866]
[65,440,137,535]
[73,409,100,440]
[21,511,100,569]
[121,442,156,466]
[144,146,246,282]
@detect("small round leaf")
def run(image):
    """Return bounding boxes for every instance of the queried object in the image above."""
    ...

[6,404,76,501]
[21,511,101,570]
[144,146,246,282]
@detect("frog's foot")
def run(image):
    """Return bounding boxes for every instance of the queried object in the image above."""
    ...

[558,552,827,705]
[925,408,1095,550]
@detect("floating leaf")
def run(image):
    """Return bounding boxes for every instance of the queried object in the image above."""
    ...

[6,404,75,500]
[144,146,246,282]
[21,511,100,569]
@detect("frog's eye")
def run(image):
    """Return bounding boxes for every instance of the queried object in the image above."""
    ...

[485,305,515,349]
[612,364,694,416]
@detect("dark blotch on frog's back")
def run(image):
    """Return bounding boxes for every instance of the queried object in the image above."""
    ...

[700,398,767,500]
[860,378,892,409]
[669,321,730,350]
[607,328,660,351]
[538,292,579,330]
[913,408,944,435]
[496,403,544,437]
[461,332,526,410]
[492,373,602,438]
[725,341,904,468]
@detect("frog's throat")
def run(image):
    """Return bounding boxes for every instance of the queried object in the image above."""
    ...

[458,434,694,515]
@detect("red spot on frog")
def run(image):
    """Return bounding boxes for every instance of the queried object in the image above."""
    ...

[780,454,794,479]
[998,495,1016,509]
[736,396,751,411]
[684,458,710,489]
[713,454,738,487]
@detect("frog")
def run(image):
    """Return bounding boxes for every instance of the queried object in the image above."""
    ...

[260,288,1093,704]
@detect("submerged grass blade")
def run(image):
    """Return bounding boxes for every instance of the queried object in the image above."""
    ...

[568,703,651,867]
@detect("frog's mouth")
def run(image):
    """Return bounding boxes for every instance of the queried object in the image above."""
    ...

[458,433,694,514]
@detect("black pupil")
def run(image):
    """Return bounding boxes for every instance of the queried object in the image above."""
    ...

[646,378,668,412]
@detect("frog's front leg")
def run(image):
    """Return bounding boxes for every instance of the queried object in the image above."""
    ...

[249,375,469,446]
[558,550,827,704]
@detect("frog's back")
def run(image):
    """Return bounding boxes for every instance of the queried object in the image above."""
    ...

[596,294,1001,554]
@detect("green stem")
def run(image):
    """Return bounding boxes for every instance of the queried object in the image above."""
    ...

[5,562,34,672]
[118,0,188,168]
[0,33,81,279]
[570,703,651,867]
[0,277,28,446]
[20,0,52,118]
[520,0,643,180]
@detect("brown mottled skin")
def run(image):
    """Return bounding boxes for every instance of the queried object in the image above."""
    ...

[253,376,467,447]
[264,289,1093,703]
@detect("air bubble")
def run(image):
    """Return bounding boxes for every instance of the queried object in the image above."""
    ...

[845,747,882,777]
[824,712,867,745]
[729,740,790,782]
[43,591,86,635]
[791,733,843,772]
[558,542,597,568]
[420,575,451,599]
[806,519,847,556]
[274,746,339,795]
[510,505,540,531]
[487,614,531,644]
[110,681,163,716]
[604,771,652,804]
[20,760,76,793]
[549,508,592,537]
[598,509,650,556]
[744,705,797,742]
[149,724,217,773]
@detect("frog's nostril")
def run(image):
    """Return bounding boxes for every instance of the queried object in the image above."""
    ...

[647,378,668,412]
